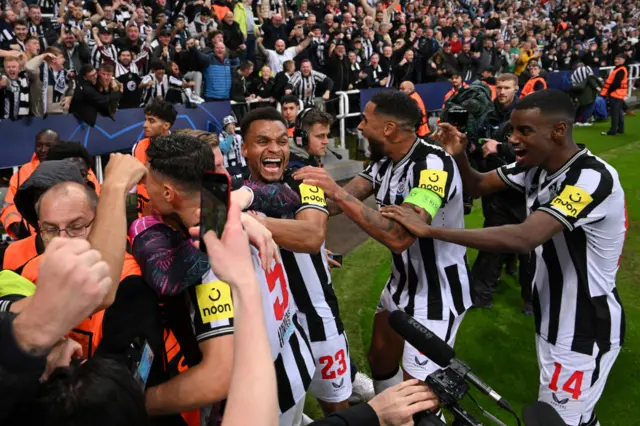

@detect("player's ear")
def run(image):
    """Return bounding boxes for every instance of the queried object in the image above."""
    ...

[552,121,568,139]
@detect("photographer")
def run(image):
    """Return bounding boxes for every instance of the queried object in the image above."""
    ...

[468,73,533,313]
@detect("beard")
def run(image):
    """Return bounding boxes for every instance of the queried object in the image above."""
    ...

[368,138,386,163]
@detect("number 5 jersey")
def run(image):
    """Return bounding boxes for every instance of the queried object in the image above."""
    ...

[129,216,315,424]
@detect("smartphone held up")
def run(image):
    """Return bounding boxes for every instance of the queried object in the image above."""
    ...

[200,171,231,253]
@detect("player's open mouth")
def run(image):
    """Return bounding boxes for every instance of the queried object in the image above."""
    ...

[514,147,528,162]
[262,158,282,170]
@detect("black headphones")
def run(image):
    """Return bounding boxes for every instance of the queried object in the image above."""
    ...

[293,108,313,147]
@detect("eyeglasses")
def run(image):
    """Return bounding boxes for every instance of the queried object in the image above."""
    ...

[40,219,95,239]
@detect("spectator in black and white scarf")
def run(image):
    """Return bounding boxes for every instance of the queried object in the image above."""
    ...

[24,47,75,116]
[1,19,28,52]
[27,5,57,52]
[0,55,30,120]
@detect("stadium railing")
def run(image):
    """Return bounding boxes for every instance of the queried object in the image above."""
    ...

[0,65,638,179]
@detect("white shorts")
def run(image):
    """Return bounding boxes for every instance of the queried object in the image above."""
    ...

[377,287,466,380]
[307,332,353,402]
[279,396,305,426]
[536,336,620,426]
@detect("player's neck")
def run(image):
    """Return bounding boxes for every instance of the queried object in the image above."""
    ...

[543,142,580,175]
[387,134,418,163]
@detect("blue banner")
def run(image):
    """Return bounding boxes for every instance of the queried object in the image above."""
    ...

[0,102,231,169]
[359,71,573,113]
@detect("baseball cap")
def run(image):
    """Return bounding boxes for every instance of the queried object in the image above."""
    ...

[98,26,112,35]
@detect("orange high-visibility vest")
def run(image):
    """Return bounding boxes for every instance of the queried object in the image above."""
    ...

[133,138,151,217]
[520,76,547,98]
[409,91,430,136]
[600,66,628,100]
[2,235,41,272]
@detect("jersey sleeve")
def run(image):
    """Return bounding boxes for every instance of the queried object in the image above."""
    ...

[188,279,235,342]
[409,152,456,204]
[496,162,526,193]
[359,162,374,182]
[537,167,615,231]
[288,178,329,215]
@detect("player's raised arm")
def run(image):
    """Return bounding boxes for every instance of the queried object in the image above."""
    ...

[434,123,507,198]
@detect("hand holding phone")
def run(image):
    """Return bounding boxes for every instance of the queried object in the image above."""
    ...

[200,171,231,254]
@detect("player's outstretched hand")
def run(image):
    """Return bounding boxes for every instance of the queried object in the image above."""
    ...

[190,203,260,290]
[368,379,439,426]
[381,205,431,238]
[240,212,279,272]
[293,166,340,199]
[433,123,468,158]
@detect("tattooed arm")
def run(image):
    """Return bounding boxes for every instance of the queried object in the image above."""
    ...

[294,169,420,254]
[326,175,374,216]
[331,188,421,254]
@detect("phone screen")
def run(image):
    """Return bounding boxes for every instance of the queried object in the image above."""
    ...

[133,341,154,391]
[200,173,230,253]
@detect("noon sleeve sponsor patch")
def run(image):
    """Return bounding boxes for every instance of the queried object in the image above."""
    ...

[299,183,327,207]
[550,185,593,219]
[195,280,235,323]
[418,169,448,199]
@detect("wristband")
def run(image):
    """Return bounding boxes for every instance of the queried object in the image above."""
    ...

[404,187,442,218]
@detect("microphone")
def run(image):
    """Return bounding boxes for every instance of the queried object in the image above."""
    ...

[328,147,343,160]
[522,402,567,426]
[389,310,511,411]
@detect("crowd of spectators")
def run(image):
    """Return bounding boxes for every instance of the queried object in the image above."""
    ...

[0,0,638,125]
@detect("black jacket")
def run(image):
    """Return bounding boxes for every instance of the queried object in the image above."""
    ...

[220,20,245,53]
[69,79,121,126]
[327,54,350,92]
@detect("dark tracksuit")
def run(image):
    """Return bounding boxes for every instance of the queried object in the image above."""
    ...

[471,97,533,307]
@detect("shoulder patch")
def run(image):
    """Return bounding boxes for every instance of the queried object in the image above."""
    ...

[550,185,593,218]
[299,183,326,206]
[418,169,448,199]
[195,280,234,323]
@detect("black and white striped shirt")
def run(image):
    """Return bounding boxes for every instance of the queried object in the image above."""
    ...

[91,44,118,69]
[497,148,626,355]
[279,156,345,342]
[360,138,472,319]
[287,70,329,107]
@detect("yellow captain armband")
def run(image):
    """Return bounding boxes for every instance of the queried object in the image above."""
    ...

[404,187,443,218]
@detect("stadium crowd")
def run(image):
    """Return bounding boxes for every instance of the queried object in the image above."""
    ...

[0,0,638,122]
[0,0,636,424]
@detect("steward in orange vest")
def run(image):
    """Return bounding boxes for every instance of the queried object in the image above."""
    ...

[600,59,628,100]
[1,160,93,275]
[601,55,629,136]
[400,81,430,136]
[520,63,547,98]
[479,69,497,101]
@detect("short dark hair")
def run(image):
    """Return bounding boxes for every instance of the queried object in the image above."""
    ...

[515,89,576,123]
[27,4,41,10]
[143,99,177,125]
[25,35,39,44]
[45,142,92,170]
[239,107,287,140]
[80,64,95,78]
[147,133,214,192]
[301,108,333,130]
[150,60,166,71]
[100,62,115,73]
[22,357,149,426]
[370,91,422,131]
[281,95,299,107]
[239,59,254,71]
[14,19,27,28]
